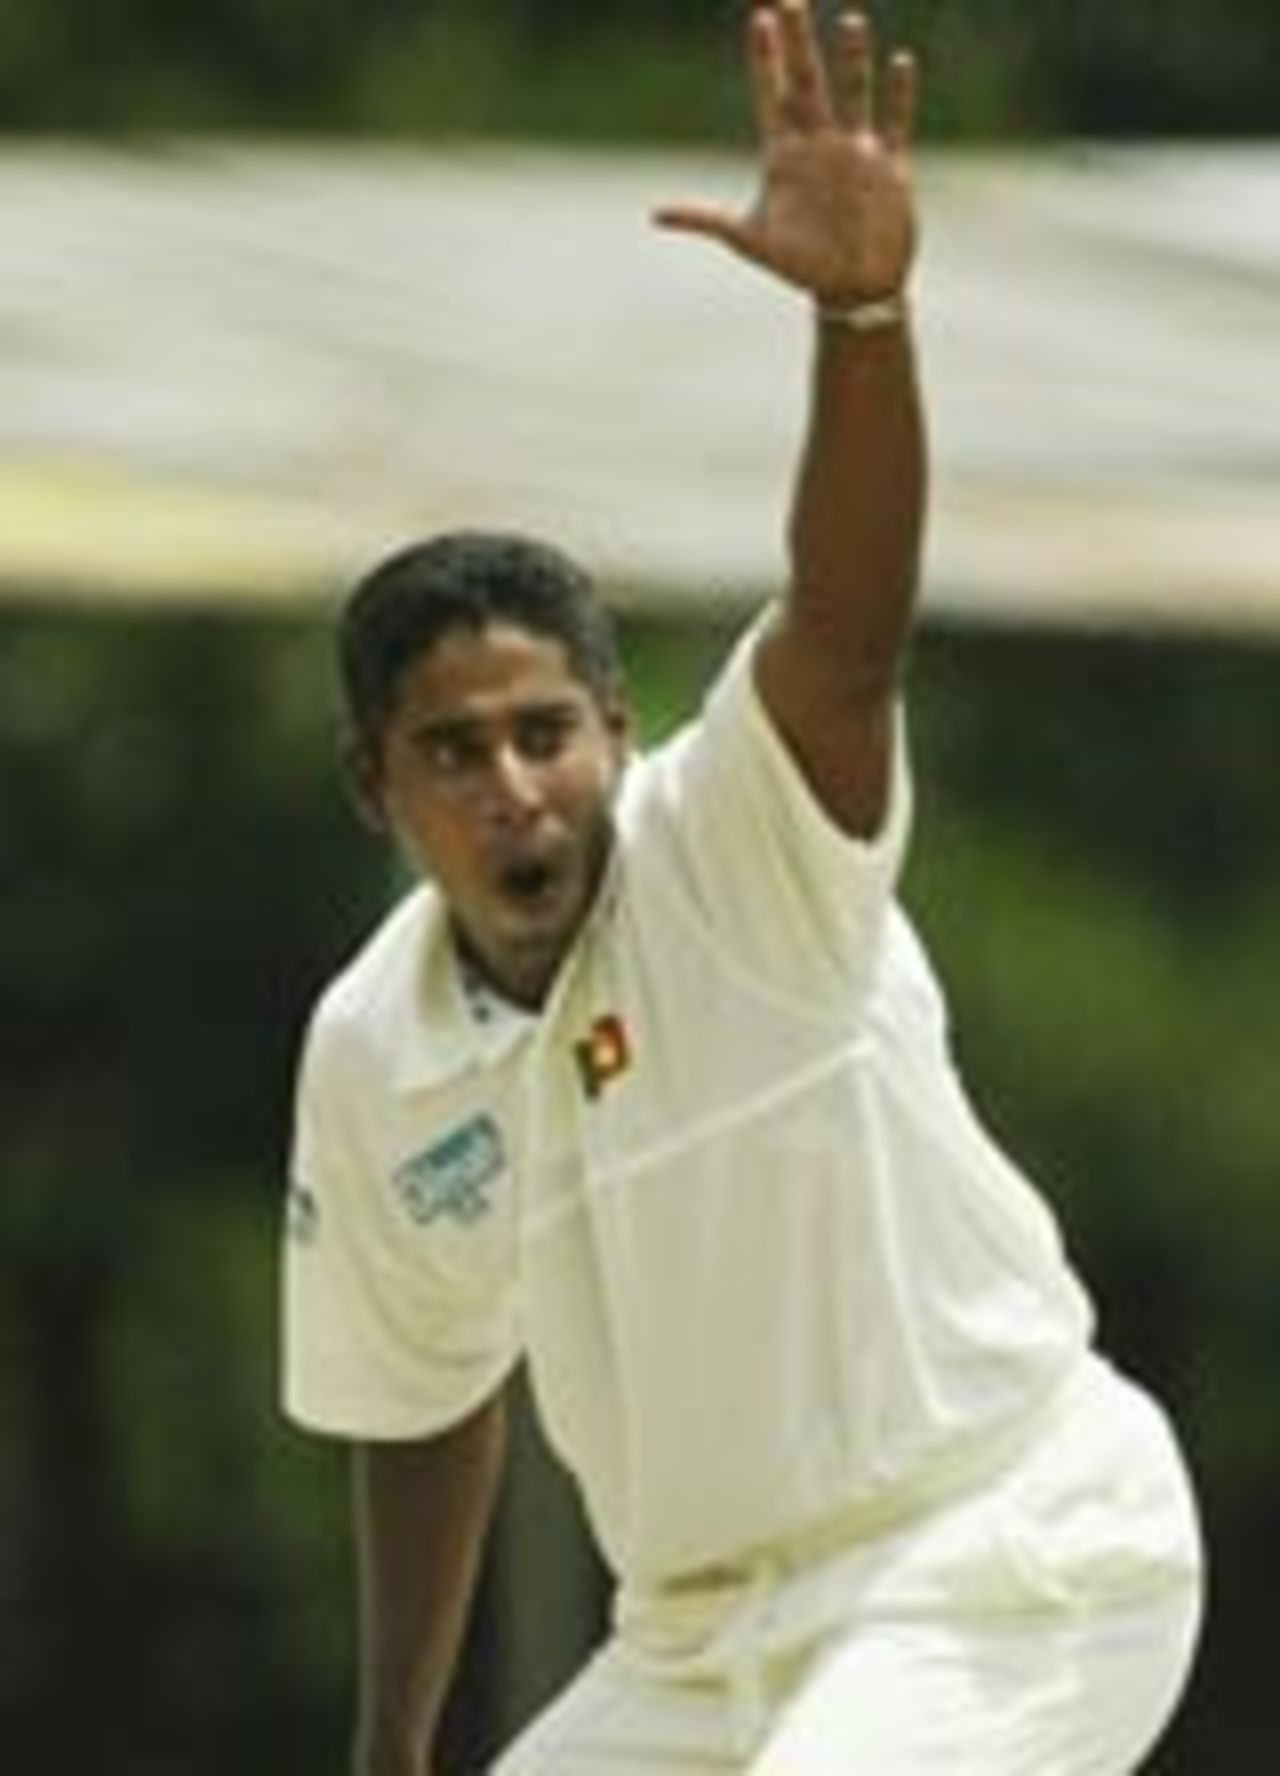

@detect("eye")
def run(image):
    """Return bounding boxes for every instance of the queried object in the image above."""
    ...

[416,727,482,776]
[516,707,579,761]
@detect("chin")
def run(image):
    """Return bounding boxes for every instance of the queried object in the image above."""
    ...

[499,920,580,1005]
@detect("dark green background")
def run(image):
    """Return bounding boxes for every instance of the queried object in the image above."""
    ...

[1,0,1277,138]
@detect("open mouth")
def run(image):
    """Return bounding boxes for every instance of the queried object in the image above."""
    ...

[499,856,562,908]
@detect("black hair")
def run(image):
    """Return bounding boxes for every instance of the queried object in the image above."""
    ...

[338,530,625,758]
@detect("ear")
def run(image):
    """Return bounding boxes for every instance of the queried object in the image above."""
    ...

[340,732,388,835]
[603,693,632,764]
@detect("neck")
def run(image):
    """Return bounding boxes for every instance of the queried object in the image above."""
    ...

[451,925,558,1014]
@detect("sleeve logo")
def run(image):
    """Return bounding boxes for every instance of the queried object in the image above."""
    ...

[393,1114,505,1226]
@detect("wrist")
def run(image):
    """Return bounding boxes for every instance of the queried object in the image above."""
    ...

[353,1719,431,1776]
[814,291,909,334]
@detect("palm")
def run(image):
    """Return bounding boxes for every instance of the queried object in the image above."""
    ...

[744,129,914,304]
[655,3,919,307]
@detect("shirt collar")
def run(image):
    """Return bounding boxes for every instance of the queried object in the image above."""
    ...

[388,890,533,1094]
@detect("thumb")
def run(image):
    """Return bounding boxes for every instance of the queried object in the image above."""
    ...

[650,203,749,251]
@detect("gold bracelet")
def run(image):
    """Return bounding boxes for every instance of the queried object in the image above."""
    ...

[816,293,908,333]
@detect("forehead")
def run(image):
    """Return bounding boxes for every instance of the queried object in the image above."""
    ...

[390,621,590,724]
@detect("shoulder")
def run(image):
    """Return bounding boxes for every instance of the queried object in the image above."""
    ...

[637,609,913,872]
[612,618,761,830]
[303,884,443,1082]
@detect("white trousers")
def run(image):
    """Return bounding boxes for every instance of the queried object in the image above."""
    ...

[492,1586,1201,1774]
[493,1360,1204,1775]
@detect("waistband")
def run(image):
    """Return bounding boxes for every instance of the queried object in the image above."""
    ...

[614,1365,1093,1758]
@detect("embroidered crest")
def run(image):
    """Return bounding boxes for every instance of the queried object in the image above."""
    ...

[393,1115,505,1226]
[573,1013,632,1100]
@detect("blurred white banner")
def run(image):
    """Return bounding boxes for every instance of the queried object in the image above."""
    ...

[0,144,1276,633]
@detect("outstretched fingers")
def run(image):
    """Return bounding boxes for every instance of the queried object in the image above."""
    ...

[747,4,789,138]
[833,9,874,135]
[653,3,921,260]
[764,5,917,151]
[833,11,917,151]
[881,49,919,155]
[775,0,835,132]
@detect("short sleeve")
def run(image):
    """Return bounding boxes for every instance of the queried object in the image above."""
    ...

[281,1008,521,1440]
[646,615,912,1011]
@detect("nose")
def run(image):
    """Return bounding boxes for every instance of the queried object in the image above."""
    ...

[484,742,543,823]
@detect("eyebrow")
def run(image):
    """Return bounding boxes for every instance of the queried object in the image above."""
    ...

[407,713,479,743]
[407,696,583,744]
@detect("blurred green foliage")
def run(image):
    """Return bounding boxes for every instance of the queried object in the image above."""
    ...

[0,0,1277,137]
[1,602,1275,1770]
[904,626,1280,1775]
[0,608,367,1768]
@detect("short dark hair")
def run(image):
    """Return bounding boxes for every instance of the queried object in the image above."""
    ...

[338,530,624,756]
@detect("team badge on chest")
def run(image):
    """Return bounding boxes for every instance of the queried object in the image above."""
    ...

[573,1013,632,1100]
[393,1114,505,1226]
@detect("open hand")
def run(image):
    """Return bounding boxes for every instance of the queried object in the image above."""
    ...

[654,1,919,308]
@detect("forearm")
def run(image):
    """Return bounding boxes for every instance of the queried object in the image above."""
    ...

[352,1393,507,1776]
[786,306,926,689]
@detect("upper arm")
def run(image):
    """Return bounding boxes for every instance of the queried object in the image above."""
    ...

[753,605,898,839]
[645,615,911,1010]
[284,1013,521,1440]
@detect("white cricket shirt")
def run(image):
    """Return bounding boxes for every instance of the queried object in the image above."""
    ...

[284,623,1094,1586]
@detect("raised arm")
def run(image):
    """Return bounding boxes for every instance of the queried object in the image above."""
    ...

[352,1393,507,1776]
[655,1,924,836]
